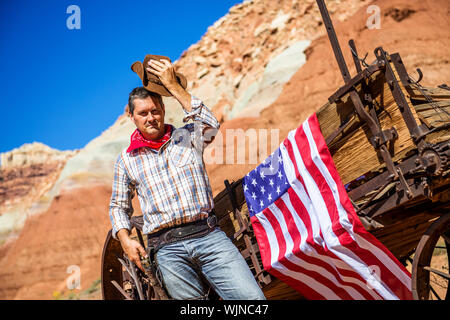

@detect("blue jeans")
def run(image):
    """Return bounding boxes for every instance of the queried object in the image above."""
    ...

[155,228,266,300]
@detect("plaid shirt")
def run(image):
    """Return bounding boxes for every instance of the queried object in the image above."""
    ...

[109,95,220,239]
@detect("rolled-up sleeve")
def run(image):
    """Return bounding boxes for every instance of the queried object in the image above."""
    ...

[182,95,220,152]
[109,153,133,239]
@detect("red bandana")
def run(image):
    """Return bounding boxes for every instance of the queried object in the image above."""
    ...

[127,124,173,153]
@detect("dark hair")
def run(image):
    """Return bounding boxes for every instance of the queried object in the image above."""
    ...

[128,87,164,115]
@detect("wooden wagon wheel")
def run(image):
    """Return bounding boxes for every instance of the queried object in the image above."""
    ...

[101,230,128,300]
[411,213,450,300]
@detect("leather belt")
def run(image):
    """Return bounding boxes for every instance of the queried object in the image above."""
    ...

[147,215,217,252]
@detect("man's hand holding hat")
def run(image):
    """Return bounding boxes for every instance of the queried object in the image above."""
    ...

[130,54,187,97]
[146,58,192,112]
[147,59,179,93]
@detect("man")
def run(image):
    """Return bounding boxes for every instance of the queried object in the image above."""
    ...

[109,56,265,300]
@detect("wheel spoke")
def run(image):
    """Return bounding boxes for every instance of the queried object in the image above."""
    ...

[429,284,442,300]
[442,233,450,245]
[423,266,450,280]
[111,280,133,300]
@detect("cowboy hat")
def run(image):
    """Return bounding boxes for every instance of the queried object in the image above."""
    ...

[131,54,187,97]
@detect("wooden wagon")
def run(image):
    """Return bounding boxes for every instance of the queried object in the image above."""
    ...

[100,0,449,300]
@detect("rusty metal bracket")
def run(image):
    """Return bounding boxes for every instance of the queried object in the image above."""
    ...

[348,154,418,202]
[349,39,382,130]
[374,47,428,144]
[349,39,369,70]
[326,39,386,148]
[438,84,450,91]
[224,180,249,239]
[370,127,398,149]
[328,62,385,104]
[410,68,424,86]
[390,53,423,88]
[396,166,413,199]
[316,0,429,203]
[317,0,399,175]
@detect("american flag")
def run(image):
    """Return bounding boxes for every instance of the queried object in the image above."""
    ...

[243,114,412,300]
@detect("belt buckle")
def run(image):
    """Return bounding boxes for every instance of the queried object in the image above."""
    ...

[207,215,217,228]
[162,230,173,242]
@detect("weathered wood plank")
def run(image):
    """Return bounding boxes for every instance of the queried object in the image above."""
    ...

[262,278,305,300]
[414,100,450,128]
[407,86,450,102]
[371,213,439,259]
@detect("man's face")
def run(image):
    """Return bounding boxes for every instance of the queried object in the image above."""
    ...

[129,96,165,140]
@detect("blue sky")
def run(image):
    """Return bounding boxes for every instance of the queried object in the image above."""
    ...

[0,0,243,153]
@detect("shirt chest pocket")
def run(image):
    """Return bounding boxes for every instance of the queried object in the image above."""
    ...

[169,144,196,168]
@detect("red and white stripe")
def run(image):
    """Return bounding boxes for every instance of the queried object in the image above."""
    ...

[251,114,412,300]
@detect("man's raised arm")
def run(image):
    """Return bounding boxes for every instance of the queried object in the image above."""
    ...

[147,58,220,149]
